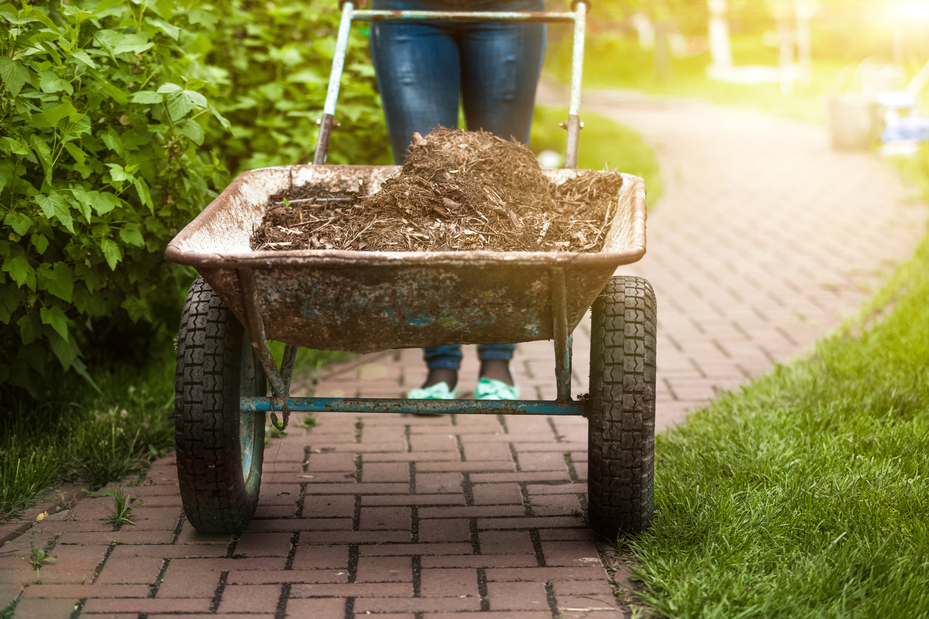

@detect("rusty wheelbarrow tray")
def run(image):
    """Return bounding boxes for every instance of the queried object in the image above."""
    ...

[166,163,647,393]
[167,0,658,542]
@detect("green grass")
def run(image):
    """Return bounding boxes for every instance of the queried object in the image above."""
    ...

[552,28,929,618]
[1,326,349,523]
[548,33,852,125]
[532,105,664,207]
[629,236,929,616]
[105,487,142,530]
[0,350,177,521]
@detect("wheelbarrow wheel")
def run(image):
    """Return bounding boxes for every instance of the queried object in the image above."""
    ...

[587,275,657,539]
[174,276,266,534]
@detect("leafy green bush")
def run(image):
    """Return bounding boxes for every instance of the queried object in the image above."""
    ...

[192,0,391,172]
[0,0,391,396]
[0,0,230,393]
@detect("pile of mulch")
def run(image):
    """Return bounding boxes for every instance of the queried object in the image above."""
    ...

[250,127,623,253]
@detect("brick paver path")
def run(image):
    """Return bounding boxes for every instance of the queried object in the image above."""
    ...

[2,88,926,618]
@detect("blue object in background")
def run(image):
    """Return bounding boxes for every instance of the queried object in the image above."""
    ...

[881,116,929,143]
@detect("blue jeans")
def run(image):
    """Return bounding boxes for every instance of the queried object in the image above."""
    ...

[370,0,541,370]
[424,343,516,370]
[370,0,546,163]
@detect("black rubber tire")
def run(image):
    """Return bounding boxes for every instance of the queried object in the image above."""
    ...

[587,275,657,538]
[174,277,266,534]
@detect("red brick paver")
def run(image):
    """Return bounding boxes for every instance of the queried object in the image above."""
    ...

[2,86,926,618]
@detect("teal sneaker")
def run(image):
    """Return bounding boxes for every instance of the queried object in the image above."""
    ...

[474,377,520,401]
[405,381,459,400]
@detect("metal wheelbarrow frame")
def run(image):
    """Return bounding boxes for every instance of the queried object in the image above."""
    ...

[167,0,657,541]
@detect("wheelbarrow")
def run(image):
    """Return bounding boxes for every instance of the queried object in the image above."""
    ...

[165,0,657,541]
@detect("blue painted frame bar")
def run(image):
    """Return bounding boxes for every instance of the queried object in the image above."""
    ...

[241,396,587,417]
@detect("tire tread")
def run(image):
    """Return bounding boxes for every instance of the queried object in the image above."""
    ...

[588,276,657,538]
[174,277,264,534]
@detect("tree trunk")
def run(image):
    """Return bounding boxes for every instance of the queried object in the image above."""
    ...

[707,0,732,69]
[655,19,671,82]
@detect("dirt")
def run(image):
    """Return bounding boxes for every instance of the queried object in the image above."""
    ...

[250,127,623,253]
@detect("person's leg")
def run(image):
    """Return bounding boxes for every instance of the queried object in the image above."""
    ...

[371,1,465,399]
[477,344,516,386]
[421,345,463,390]
[457,0,542,397]
[369,0,461,163]
[457,0,546,145]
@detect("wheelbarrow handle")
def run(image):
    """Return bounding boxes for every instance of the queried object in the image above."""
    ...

[313,1,355,165]
[312,1,590,168]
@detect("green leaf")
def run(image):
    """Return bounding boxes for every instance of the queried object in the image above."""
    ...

[3,254,36,290]
[35,193,75,233]
[70,49,97,69]
[36,101,79,128]
[4,212,33,236]
[94,0,124,14]
[133,179,153,214]
[47,263,74,302]
[131,90,163,104]
[157,83,183,94]
[30,134,53,185]
[40,305,70,342]
[18,313,40,345]
[209,105,232,131]
[48,330,79,370]
[69,184,94,216]
[39,71,74,95]
[177,118,205,145]
[150,18,180,39]
[70,185,122,215]
[119,223,144,247]
[96,30,154,55]
[62,141,86,165]
[64,192,91,223]
[0,159,16,193]
[106,163,134,182]
[94,192,122,216]
[287,68,325,85]
[61,5,96,25]
[31,234,49,255]
[152,0,175,19]
[0,57,30,97]
[101,128,126,158]
[166,90,195,121]
[188,8,219,28]
[87,69,129,105]
[0,284,25,324]
[35,193,55,219]
[121,294,151,323]
[70,357,102,394]
[21,7,58,30]
[183,89,208,108]
[19,343,47,375]
[102,79,129,105]
[0,137,36,161]
[101,238,121,270]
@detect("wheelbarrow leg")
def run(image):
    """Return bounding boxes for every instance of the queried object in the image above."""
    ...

[551,267,573,403]
[238,268,298,429]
